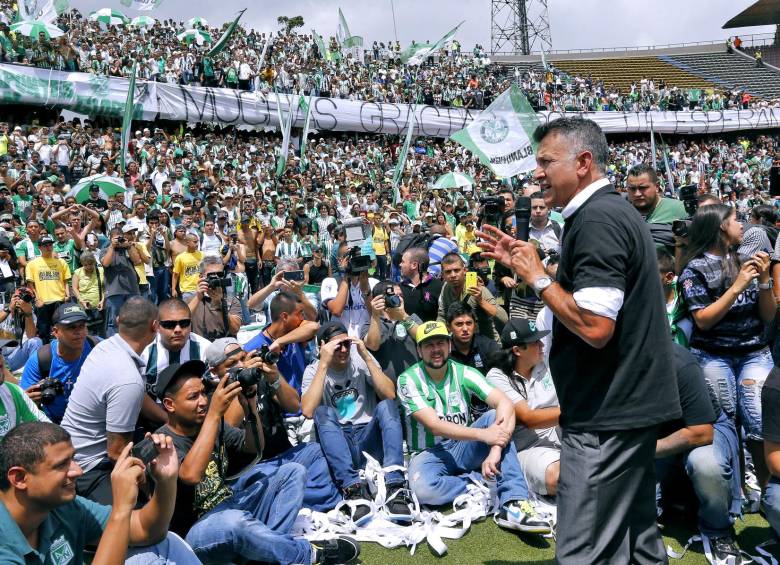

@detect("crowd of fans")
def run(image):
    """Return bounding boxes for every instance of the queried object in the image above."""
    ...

[0,2,776,112]
[0,105,778,563]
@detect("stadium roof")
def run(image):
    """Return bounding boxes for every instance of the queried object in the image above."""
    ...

[723,0,780,28]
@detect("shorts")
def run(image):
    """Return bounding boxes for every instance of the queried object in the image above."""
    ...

[518,445,561,496]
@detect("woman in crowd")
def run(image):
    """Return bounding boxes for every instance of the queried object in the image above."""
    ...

[679,204,775,486]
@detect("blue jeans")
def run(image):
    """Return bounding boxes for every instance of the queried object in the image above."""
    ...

[313,398,405,490]
[656,438,735,537]
[125,531,200,564]
[244,443,341,512]
[763,476,780,538]
[408,410,530,508]
[5,337,43,372]
[185,462,311,565]
[105,293,136,337]
[152,266,171,305]
[691,347,772,440]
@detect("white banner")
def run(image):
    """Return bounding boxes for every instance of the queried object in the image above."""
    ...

[1,64,779,137]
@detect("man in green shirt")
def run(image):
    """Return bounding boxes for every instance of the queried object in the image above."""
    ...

[52,225,82,274]
[626,164,687,224]
[0,346,49,439]
[0,422,200,564]
[397,321,550,534]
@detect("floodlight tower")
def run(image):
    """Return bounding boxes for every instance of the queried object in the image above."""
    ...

[491,0,552,55]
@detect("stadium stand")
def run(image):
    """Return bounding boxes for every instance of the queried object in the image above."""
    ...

[662,51,780,98]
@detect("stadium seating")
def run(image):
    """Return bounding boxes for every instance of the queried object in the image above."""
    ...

[662,51,780,98]
[548,56,718,92]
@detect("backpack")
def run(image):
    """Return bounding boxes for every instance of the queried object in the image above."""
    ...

[392,233,438,268]
[37,336,99,379]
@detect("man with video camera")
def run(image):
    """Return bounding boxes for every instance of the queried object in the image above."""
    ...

[321,241,378,338]
[187,256,242,341]
[101,226,143,337]
[151,357,359,564]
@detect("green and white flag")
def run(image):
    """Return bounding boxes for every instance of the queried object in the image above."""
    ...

[400,41,429,64]
[404,21,464,65]
[450,84,540,179]
[119,0,162,11]
[312,30,332,61]
[120,63,137,174]
[18,0,68,24]
[299,91,313,172]
[275,93,294,178]
[392,106,417,204]
[337,8,363,48]
[658,133,675,193]
[206,9,245,58]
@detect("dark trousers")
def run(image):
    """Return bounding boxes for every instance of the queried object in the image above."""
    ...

[35,301,62,343]
[556,426,666,565]
[76,458,115,505]
[245,260,260,294]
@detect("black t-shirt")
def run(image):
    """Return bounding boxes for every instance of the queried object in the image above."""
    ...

[762,366,780,443]
[371,316,421,382]
[401,278,443,323]
[450,334,501,373]
[658,345,717,439]
[155,422,244,535]
[551,184,681,431]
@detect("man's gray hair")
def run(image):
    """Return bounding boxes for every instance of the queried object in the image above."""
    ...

[277,258,299,272]
[79,250,97,265]
[533,118,609,174]
[199,255,223,275]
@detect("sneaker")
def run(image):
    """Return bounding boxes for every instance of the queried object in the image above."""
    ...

[385,483,415,522]
[311,535,361,564]
[340,483,372,526]
[706,535,744,564]
[494,500,552,534]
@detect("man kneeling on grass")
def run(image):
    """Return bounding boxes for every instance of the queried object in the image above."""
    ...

[397,321,551,535]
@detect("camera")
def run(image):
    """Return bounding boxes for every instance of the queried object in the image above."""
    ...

[479,196,505,228]
[117,236,126,244]
[475,266,491,282]
[16,288,34,303]
[672,219,692,238]
[346,247,371,274]
[257,344,280,365]
[384,285,401,308]
[678,184,698,217]
[39,377,64,405]
[225,365,263,395]
[206,272,232,290]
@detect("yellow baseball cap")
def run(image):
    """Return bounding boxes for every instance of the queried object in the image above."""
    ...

[415,321,450,345]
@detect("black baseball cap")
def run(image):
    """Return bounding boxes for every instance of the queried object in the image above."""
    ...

[152,360,207,400]
[53,303,88,326]
[316,320,349,345]
[500,318,550,348]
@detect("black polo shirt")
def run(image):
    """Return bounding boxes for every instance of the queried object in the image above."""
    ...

[401,277,444,323]
[550,184,680,431]
[450,334,501,373]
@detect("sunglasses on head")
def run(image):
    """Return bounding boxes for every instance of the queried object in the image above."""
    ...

[159,319,191,330]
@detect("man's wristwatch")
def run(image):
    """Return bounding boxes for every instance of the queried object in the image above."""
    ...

[759,279,774,290]
[531,276,553,297]
[269,377,282,391]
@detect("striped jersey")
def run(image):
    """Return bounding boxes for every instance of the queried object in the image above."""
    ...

[397,359,493,453]
[142,333,212,397]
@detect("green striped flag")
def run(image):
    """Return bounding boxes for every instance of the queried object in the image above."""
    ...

[404,21,464,65]
[120,62,137,174]
[275,93,294,178]
[312,30,332,61]
[658,133,675,194]
[450,84,540,179]
[338,8,363,48]
[299,92,313,172]
[206,9,246,58]
[392,106,417,204]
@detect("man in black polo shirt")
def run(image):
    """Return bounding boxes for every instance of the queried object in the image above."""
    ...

[398,247,443,323]
[479,117,680,564]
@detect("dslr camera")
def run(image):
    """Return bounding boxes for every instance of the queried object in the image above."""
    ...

[16,287,34,304]
[39,377,64,405]
[671,185,699,238]
[384,285,401,308]
[256,344,280,365]
[206,272,232,290]
[341,218,372,274]
[479,196,505,228]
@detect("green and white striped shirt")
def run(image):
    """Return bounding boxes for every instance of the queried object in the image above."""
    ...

[397,359,493,454]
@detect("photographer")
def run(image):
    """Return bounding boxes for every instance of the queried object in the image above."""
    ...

[244,291,318,451]
[0,422,200,564]
[21,304,99,423]
[321,242,378,338]
[437,252,506,342]
[146,212,171,305]
[151,359,358,564]
[25,235,70,342]
[187,256,242,341]
[364,280,422,382]
[0,286,42,372]
[101,226,142,337]
[678,204,775,489]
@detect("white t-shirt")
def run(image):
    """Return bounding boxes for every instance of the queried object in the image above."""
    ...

[320,276,378,338]
[200,232,223,258]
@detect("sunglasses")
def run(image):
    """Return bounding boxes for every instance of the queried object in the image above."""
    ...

[159,319,191,330]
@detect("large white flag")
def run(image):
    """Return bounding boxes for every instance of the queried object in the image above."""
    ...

[404,21,463,66]
[19,0,68,23]
[450,85,541,178]
[119,0,162,11]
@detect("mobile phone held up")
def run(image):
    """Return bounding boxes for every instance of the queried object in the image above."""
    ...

[464,271,478,292]
[283,270,304,282]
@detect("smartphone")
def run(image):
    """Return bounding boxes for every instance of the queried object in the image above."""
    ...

[131,440,158,466]
[283,270,304,282]
[465,271,478,291]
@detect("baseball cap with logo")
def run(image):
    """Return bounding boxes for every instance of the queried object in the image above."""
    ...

[415,321,450,345]
[53,303,88,326]
[500,318,550,348]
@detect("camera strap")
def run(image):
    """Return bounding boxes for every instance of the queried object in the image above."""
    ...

[220,295,230,336]
[223,404,265,482]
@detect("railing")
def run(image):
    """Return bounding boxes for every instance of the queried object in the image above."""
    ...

[491,32,777,56]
